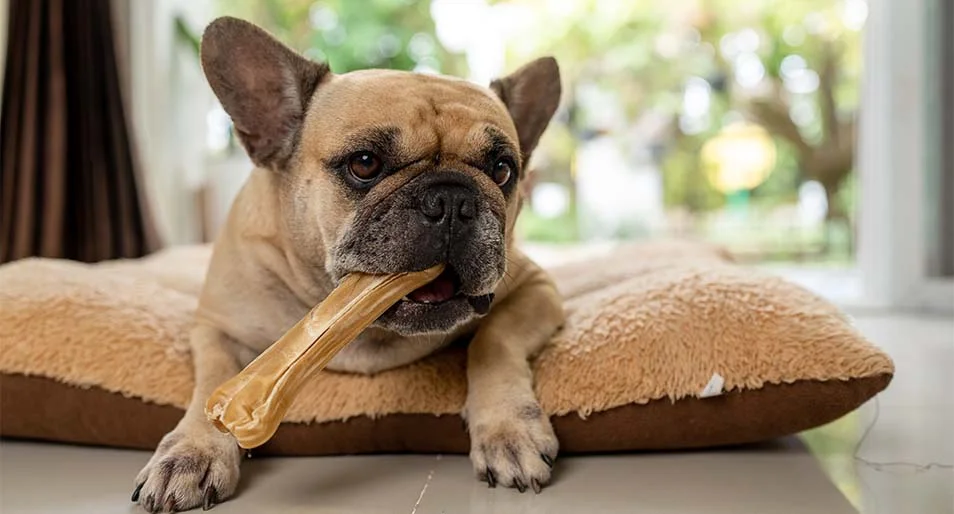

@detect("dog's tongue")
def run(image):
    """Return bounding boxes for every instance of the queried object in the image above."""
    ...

[405,269,494,311]
[407,275,456,304]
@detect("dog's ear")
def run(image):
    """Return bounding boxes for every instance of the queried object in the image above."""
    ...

[490,57,561,160]
[201,17,330,169]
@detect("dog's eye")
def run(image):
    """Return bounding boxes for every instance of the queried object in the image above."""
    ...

[491,158,514,186]
[348,151,382,181]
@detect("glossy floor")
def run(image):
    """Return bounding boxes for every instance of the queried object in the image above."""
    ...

[1,312,951,514]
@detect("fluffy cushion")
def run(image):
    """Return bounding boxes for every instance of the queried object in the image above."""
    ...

[0,241,893,454]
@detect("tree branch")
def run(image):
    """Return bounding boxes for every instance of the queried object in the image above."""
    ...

[818,42,840,146]
[747,96,812,157]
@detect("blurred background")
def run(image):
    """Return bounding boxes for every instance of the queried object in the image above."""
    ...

[142,0,867,262]
[1,0,951,311]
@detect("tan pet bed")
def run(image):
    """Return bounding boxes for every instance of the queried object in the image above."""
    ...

[0,241,893,455]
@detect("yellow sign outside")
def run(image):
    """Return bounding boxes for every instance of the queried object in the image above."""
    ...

[701,122,777,193]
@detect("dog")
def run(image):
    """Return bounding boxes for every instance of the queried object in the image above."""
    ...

[132,17,564,512]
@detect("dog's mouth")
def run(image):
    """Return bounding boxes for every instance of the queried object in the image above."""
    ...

[401,267,494,315]
[404,267,460,304]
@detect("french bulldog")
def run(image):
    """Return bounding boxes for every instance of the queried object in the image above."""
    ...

[132,16,563,512]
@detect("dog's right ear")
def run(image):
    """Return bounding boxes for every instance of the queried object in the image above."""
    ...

[490,57,561,162]
[201,17,330,170]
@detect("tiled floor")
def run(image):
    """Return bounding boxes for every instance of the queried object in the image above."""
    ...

[1,312,951,514]
[805,312,954,514]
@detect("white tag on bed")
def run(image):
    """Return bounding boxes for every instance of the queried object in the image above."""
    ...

[700,373,725,398]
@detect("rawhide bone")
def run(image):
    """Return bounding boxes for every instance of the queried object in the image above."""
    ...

[206,265,445,449]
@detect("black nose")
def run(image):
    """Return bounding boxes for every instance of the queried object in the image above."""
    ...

[420,184,476,225]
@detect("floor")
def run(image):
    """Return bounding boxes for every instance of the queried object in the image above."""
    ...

[1,313,951,514]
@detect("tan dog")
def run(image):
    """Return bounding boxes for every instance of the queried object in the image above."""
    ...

[132,17,564,512]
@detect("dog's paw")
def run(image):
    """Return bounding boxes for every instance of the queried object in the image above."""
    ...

[132,429,241,512]
[468,402,558,493]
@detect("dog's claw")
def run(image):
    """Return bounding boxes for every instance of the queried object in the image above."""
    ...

[143,495,155,513]
[163,497,178,512]
[486,469,497,488]
[202,486,219,511]
[541,453,554,468]
[513,478,527,493]
[131,482,144,502]
[531,478,543,494]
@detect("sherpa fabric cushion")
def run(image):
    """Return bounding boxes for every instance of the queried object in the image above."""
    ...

[0,241,893,455]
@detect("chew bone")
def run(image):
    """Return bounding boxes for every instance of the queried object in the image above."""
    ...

[205,265,445,449]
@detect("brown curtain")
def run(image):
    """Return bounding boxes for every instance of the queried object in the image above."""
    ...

[1,0,161,263]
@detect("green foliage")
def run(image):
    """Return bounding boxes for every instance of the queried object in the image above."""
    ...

[516,205,580,243]
[662,143,725,213]
[833,170,857,220]
[173,15,201,55]
[499,0,861,256]
[214,0,464,74]
[752,139,802,203]
[202,0,862,260]
[532,124,576,185]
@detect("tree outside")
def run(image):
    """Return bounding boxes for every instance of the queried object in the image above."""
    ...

[504,0,864,263]
[214,0,466,75]
[194,0,865,263]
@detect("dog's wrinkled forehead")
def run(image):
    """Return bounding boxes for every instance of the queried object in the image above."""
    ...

[300,70,520,166]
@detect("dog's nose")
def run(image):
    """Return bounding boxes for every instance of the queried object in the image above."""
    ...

[420,184,476,225]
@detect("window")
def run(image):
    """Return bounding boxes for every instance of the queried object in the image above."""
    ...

[126,0,953,310]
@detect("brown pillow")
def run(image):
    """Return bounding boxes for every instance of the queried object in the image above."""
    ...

[0,242,893,455]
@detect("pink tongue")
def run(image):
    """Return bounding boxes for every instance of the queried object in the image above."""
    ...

[408,277,456,303]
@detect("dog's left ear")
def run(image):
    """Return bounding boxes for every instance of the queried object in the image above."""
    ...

[490,57,561,160]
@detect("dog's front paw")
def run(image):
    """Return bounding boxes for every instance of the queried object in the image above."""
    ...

[132,429,241,512]
[467,402,558,493]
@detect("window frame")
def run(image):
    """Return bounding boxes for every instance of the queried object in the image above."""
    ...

[856,0,953,313]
